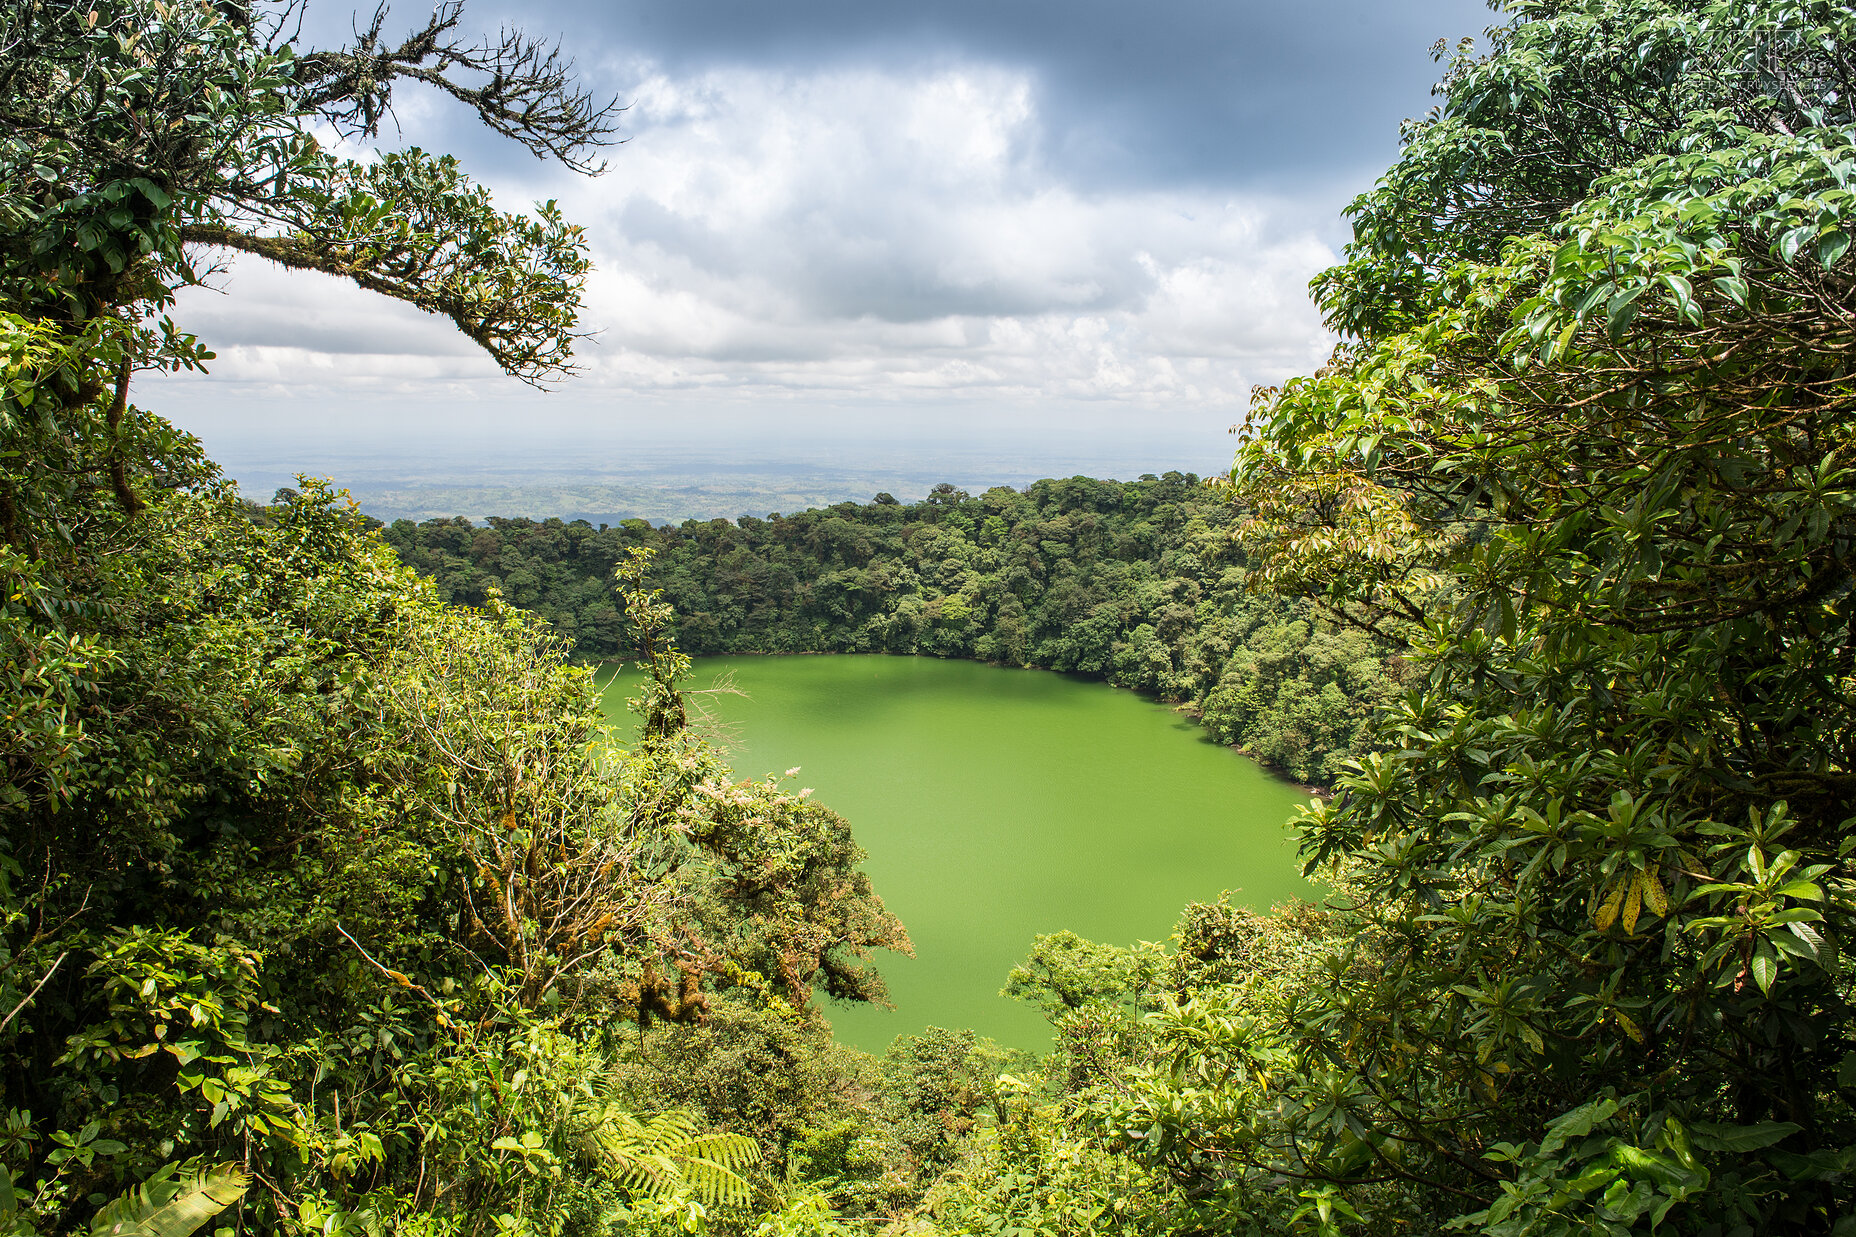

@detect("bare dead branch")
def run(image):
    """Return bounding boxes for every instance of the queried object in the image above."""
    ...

[292,1,624,173]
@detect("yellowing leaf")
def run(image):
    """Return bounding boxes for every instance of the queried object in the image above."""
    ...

[1594,879,1626,930]
[1621,876,1643,935]
[1642,869,1669,917]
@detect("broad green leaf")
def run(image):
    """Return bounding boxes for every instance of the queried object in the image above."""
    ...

[92,1165,248,1237]
[1750,949,1778,995]
[1606,284,1646,339]
[1689,1121,1802,1153]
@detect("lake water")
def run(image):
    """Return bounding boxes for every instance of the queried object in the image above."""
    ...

[598,655,1312,1053]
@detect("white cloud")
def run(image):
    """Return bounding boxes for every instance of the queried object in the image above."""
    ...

[156,59,1338,417]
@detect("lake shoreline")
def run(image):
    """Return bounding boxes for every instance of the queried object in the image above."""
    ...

[589,647,1336,801]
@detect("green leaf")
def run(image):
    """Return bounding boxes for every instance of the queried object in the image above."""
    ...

[1687,1121,1801,1154]
[1767,1146,1853,1182]
[91,1165,248,1237]
[1606,284,1645,339]
[1551,315,1580,359]
[1750,948,1778,994]
[1814,228,1849,268]
[1779,224,1814,263]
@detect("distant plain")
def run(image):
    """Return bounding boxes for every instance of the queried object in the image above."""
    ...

[170,400,1241,525]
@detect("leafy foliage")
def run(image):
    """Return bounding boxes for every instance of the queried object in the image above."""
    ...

[1147,0,1856,1230]
[0,142,904,1237]
[0,326,912,1237]
[28,0,1856,1233]
[927,1101,1184,1237]
[0,5,932,1237]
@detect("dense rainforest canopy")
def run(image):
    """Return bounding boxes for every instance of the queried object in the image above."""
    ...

[383,479,1397,787]
[5,0,1856,1234]
[1201,0,1856,1228]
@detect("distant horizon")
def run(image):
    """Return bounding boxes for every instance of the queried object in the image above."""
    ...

[179,394,1244,524]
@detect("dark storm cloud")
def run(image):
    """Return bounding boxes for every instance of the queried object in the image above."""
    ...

[475,0,1494,190]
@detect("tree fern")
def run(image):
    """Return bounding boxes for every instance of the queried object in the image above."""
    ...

[571,1094,760,1207]
[89,1163,248,1237]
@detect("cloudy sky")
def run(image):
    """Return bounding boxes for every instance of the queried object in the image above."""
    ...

[152,0,1492,504]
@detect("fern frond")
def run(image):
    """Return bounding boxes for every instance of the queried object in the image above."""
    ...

[575,1099,760,1206]
[673,1133,760,1171]
[627,1111,699,1157]
[561,1071,760,1206]
[661,1153,756,1208]
[617,1151,683,1194]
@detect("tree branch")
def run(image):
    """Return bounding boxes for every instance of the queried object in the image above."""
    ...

[292,1,624,173]
[0,951,69,1036]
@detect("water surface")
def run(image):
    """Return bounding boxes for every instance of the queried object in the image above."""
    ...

[599,655,1311,1052]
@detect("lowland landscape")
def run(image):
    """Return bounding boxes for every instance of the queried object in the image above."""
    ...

[6,0,1856,1234]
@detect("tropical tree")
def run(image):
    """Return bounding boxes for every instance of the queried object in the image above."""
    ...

[1112,0,1856,1231]
[1,0,607,369]
[0,5,914,1236]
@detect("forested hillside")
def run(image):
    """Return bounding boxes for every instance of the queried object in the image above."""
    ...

[383,477,1396,785]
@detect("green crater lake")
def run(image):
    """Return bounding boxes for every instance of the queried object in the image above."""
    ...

[598,655,1311,1053]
